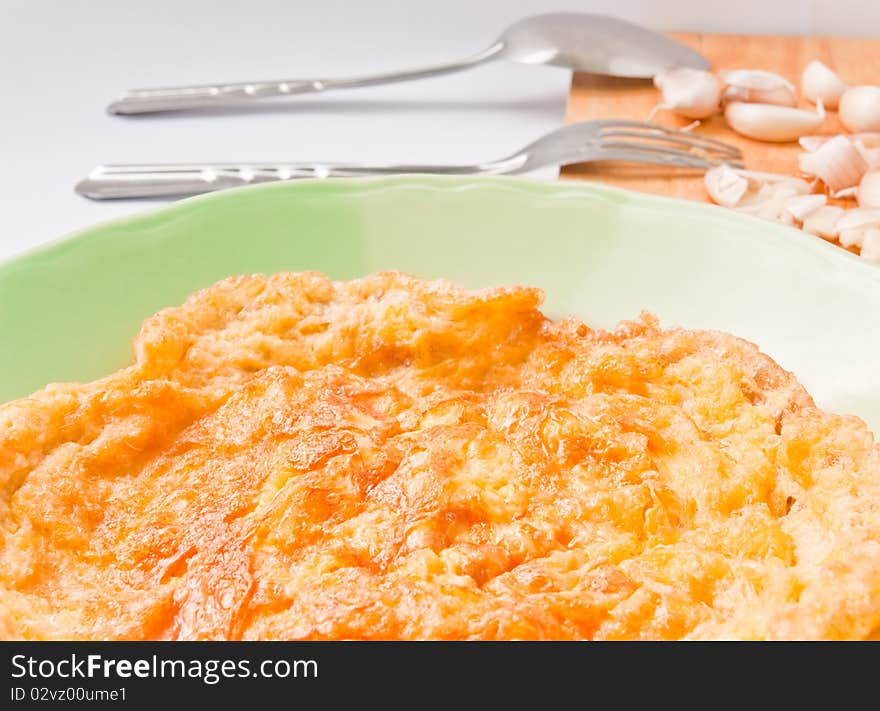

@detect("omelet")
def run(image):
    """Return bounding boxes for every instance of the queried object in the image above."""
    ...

[2,271,879,640]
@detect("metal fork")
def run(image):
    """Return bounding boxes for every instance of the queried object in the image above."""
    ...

[75,120,743,199]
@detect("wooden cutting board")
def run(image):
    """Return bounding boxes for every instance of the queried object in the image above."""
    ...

[561,33,880,205]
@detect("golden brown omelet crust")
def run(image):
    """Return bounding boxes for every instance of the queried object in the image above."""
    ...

[2,271,879,640]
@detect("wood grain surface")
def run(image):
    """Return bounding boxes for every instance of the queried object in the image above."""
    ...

[561,33,880,207]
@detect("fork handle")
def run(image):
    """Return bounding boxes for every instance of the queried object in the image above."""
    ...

[74,162,499,199]
[108,44,504,115]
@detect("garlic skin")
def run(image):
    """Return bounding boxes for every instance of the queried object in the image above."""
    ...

[797,135,869,194]
[802,205,844,239]
[735,177,812,222]
[799,135,828,152]
[800,61,847,109]
[720,70,797,107]
[801,133,880,168]
[839,86,880,132]
[724,101,825,142]
[851,133,880,166]
[703,166,810,213]
[858,170,880,208]
[704,164,748,207]
[861,229,880,263]
[653,69,722,120]
[784,194,827,221]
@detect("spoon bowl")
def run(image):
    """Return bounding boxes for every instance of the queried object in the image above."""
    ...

[497,13,709,78]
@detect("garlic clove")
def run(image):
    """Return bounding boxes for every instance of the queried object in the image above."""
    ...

[784,194,827,221]
[837,229,865,247]
[839,228,867,248]
[720,70,797,107]
[836,207,880,232]
[653,69,722,120]
[800,60,847,109]
[724,100,825,142]
[720,69,795,90]
[860,228,880,263]
[802,205,844,239]
[799,135,828,152]
[735,178,812,221]
[797,134,869,193]
[704,164,749,207]
[839,86,880,133]
[856,145,880,169]
[722,84,797,107]
[858,170,880,208]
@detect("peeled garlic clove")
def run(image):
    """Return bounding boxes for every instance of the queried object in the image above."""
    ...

[860,228,880,263]
[704,164,749,207]
[802,205,844,239]
[839,228,867,248]
[725,101,825,142]
[653,69,722,119]
[858,170,880,208]
[721,69,795,91]
[800,60,847,109]
[797,134,869,193]
[784,194,827,221]
[839,86,880,132]
[722,84,797,107]
[836,207,880,232]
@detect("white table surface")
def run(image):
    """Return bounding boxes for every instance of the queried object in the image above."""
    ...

[2,0,877,262]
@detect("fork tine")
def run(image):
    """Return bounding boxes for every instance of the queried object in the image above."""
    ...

[593,148,717,171]
[597,141,744,169]
[599,129,742,159]
[595,120,743,157]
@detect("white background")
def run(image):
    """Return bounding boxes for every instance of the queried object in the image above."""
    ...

[2,0,878,261]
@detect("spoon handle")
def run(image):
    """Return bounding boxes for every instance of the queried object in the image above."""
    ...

[107,44,504,115]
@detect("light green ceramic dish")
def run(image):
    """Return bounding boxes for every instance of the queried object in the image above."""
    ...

[1,176,878,433]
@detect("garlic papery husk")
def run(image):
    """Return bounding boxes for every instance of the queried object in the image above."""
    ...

[735,178,813,222]
[725,100,825,142]
[703,166,810,211]
[800,60,847,109]
[839,86,880,132]
[802,205,844,239]
[858,170,880,208]
[799,135,828,152]
[860,229,880,263]
[797,134,869,193]
[704,164,749,207]
[720,70,797,106]
[652,69,722,120]
[852,135,880,168]
[800,134,880,167]
[783,194,827,221]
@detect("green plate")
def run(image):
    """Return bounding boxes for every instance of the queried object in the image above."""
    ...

[2,176,879,433]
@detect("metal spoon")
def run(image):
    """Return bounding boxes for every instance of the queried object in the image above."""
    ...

[107,13,709,115]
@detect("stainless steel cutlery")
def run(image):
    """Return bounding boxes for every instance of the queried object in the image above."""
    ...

[76,120,742,199]
[107,13,708,115]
